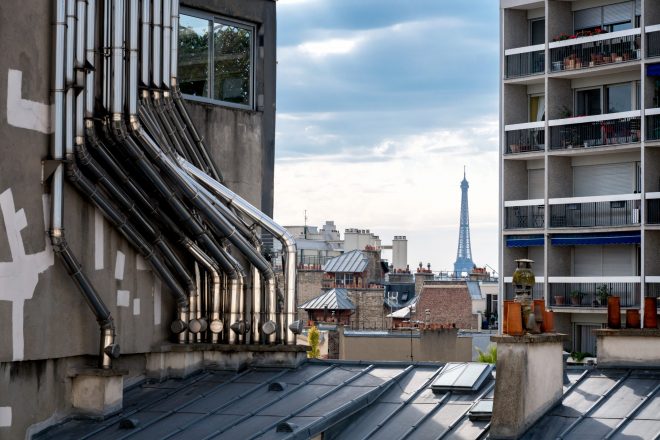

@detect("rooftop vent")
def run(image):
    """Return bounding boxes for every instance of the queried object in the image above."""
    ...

[468,400,494,421]
[276,422,299,433]
[268,381,287,391]
[431,363,492,392]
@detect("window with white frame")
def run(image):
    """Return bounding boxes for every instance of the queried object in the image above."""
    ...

[573,1,640,33]
[574,81,640,116]
[178,9,254,109]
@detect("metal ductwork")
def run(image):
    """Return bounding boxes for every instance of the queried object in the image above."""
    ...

[49,0,297,367]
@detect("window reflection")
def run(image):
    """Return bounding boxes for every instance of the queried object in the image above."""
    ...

[178,14,210,97]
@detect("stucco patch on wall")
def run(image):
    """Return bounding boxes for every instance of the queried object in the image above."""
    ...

[117,290,130,307]
[0,407,11,427]
[0,188,54,361]
[114,251,126,280]
[94,209,104,270]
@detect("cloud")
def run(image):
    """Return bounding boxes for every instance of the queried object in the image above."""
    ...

[298,37,362,58]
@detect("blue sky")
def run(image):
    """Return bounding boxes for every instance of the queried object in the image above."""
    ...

[273,0,501,272]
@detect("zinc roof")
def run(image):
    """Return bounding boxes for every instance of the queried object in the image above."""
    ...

[322,250,368,274]
[298,288,355,311]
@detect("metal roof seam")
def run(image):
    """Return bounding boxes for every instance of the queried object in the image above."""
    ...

[75,370,218,440]
[436,381,497,440]
[397,392,453,440]
[113,368,258,440]
[360,366,445,440]
[198,364,339,440]
[156,368,294,440]
[602,381,660,439]
[244,364,381,440]
[555,370,632,440]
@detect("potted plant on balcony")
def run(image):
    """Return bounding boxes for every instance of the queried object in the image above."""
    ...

[570,290,582,306]
[596,284,610,306]
[554,294,565,306]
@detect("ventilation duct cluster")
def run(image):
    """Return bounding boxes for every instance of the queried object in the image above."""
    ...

[50,0,297,369]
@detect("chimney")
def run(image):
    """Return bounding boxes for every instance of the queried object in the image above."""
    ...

[490,334,568,439]
[594,328,660,367]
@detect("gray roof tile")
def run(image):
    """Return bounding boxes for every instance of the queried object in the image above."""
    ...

[322,249,368,273]
[298,288,355,310]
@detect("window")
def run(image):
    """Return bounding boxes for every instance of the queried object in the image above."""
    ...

[335,273,354,287]
[573,2,637,33]
[606,83,632,113]
[529,94,545,122]
[178,9,255,109]
[576,88,601,116]
[530,19,545,45]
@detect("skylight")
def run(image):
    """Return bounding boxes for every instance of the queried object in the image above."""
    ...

[431,363,492,392]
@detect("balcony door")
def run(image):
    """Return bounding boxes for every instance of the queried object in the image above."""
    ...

[572,245,636,276]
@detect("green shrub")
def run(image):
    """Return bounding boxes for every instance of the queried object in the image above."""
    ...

[308,326,320,359]
[476,345,497,363]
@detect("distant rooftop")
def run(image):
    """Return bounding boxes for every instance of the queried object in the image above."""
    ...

[322,249,369,274]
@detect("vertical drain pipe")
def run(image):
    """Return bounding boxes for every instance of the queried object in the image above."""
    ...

[52,0,118,369]
[151,0,162,89]
[140,0,150,88]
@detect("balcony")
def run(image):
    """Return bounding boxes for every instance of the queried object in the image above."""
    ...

[504,200,544,229]
[549,195,640,228]
[548,277,641,308]
[647,25,660,58]
[504,44,545,79]
[549,29,641,73]
[549,112,641,151]
[646,280,660,305]
[504,122,545,154]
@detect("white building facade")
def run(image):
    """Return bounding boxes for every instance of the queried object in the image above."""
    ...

[500,0,660,353]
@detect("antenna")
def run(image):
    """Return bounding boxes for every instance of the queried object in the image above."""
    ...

[304,210,308,239]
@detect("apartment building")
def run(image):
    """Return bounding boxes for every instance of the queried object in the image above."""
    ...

[500,0,660,354]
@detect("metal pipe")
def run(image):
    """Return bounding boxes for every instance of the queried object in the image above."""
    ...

[140,0,150,86]
[162,0,171,89]
[180,158,297,344]
[52,0,118,368]
[186,241,223,343]
[170,0,178,81]
[252,245,263,344]
[111,0,124,115]
[85,0,96,117]
[223,250,246,344]
[151,0,162,87]
[127,0,139,115]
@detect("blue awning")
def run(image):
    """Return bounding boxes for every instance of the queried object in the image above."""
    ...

[506,235,544,247]
[647,64,660,76]
[551,232,640,246]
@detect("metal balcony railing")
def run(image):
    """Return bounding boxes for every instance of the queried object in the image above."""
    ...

[549,29,641,73]
[505,124,545,154]
[549,282,640,308]
[549,113,641,150]
[504,45,545,79]
[505,204,545,229]
[504,283,544,301]
[646,283,660,302]
[648,28,660,58]
[549,198,640,228]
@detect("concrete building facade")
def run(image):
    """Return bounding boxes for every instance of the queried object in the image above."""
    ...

[500,0,660,354]
[0,0,277,437]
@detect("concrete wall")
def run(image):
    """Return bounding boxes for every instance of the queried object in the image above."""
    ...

[0,0,276,436]
[296,270,325,319]
[338,328,472,363]
[348,289,386,329]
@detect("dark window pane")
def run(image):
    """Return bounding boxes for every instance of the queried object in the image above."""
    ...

[577,89,601,116]
[607,83,631,113]
[213,22,251,105]
[178,15,210,97]
[530,19,545,45]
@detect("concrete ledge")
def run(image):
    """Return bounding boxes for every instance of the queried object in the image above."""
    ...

[595,329,660,367]
[491,333,569,344]
[67,368,128,378]
[146,345,309,380]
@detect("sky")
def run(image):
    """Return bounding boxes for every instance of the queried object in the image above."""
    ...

[272,0,500,272]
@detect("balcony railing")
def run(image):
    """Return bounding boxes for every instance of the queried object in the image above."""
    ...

[549,112,641,150]
[648,195,660,224]
[504,122,545,154]
[646,110,660,141]
[504,45,545,79]
[646,282,660,302]
[549,29,641,73]
[549,279,641,308]
[647,26,660,58]
[503,281,544,301]
[504,201,545,229]
[549,195,640,228]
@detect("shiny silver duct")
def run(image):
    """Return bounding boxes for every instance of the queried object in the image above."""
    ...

[179,158,298,345]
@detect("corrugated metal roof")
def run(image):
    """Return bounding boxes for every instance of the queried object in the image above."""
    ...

[466,281,483,300]
[37,360,493,440]
[322,250,368,273]
[298,288,355,310]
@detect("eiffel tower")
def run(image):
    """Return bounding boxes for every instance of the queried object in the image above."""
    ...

[453,168,475,276]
